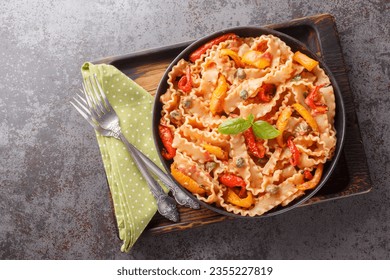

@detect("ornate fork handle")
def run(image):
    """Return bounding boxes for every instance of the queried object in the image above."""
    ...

[115,129,179,222]
[133,150,199,209]
[108,126,199,209]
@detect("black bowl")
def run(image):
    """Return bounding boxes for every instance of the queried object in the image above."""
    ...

[152,26,346,218]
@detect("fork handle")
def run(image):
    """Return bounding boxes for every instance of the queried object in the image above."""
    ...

[118,134,200,209]
[136,152,200,210]
[118,133,179,222]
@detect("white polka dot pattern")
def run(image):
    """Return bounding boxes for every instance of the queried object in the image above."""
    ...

[81,62,167,253]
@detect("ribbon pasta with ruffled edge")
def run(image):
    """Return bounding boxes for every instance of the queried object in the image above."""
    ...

[158,34,336,216]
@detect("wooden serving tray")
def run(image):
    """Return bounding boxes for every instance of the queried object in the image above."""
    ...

[94,14,371,234]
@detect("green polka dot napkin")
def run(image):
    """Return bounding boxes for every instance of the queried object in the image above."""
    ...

[81,62,166,252]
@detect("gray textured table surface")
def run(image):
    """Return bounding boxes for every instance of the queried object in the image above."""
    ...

[1,0,389,259]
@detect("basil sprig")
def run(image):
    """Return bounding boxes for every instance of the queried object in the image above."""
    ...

[252,120,280,139]
[218,117,251,135]
[218,114,280,139]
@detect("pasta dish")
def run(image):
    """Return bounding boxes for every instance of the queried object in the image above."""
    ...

[158,32,337,216]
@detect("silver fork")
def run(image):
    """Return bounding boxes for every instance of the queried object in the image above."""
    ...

[72,74,193,222]
[71,91,199,211]
[81,76,198,210]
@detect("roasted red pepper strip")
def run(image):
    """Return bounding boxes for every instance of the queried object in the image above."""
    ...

[256,141,266,158]
[243,127,265,158]
[158,124,176,160]
[257,83,276,102]
[305,84,328,114]
[189,33,237,63]
[287,136,300,166]
[178,66,192,93]
[304,170,314,180]
[219,173,247,198]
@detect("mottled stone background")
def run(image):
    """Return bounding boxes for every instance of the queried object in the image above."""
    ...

[0,0,389,259]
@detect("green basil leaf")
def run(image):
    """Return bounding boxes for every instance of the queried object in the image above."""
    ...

[247,113,254,125]
[218,118,251,135]
[252,120,281,139]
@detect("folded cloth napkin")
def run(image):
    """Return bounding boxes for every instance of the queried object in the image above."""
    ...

[81,62,166,252]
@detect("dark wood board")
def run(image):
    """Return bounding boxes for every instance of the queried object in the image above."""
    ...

[94,14,372,235]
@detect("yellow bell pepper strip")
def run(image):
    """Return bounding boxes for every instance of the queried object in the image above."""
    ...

[219,173,247,198]
[225,188,254,208]
[171,164,206,195]
[287,136,300,167]
[297,164,323,190]
[220,49,245,68]
[210,74,228,115]
[189,33,238,63]
[177,66,192,93]
[202,143,228,161]
[292,103,319,132]
[276,106,293,147]
[305,84,328,114]
[241,50,273,69]
[293,51,319,71]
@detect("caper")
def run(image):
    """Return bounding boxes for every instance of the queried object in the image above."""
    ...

[257,157,268,165]
[240,89,249,100]
[235,157,245,168]
[236,68,246,79]
[205,161,217,172]
[292,74,301,81]
[266,184,279,194]
[169,110,180,120]
[182,98,192,108]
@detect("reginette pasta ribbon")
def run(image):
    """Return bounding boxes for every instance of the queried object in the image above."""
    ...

[158,33,337,216]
